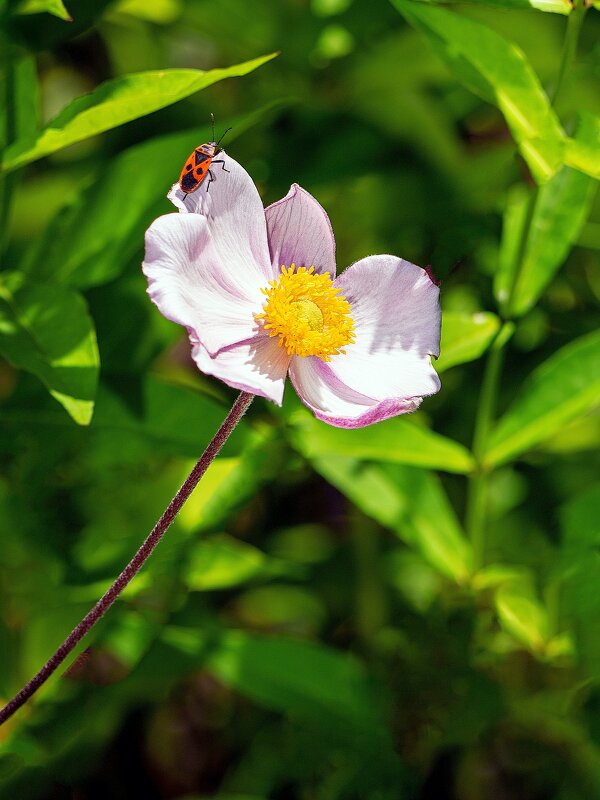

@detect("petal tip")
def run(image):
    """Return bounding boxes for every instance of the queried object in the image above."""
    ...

[424,265,441,287]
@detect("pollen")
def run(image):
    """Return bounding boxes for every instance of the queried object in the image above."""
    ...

[256,265,355,361]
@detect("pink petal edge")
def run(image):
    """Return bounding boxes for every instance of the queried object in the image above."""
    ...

[289,356,423,429]
[312,397,423,429]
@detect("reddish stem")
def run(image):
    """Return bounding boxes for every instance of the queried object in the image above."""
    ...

[0,391,254,727]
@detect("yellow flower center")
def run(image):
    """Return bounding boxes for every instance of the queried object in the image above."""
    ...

[257,265,354,361]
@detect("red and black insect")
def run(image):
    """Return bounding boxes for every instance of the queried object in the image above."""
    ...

[179,114,231,199]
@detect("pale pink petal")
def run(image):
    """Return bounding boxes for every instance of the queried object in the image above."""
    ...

[330,255,441,397]
[143,213,264,356]
[265,184,336,276]
[167,153,277,282]
[289,357,422,429]
[190,333,291,405]
[288,255,440,428]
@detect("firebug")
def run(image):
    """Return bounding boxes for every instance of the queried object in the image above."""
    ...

[178,113,231,199]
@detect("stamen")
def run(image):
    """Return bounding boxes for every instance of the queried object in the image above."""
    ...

[256,264,354,361]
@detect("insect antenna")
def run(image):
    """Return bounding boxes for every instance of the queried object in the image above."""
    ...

[216,126,232,147]
[211,112,215,144]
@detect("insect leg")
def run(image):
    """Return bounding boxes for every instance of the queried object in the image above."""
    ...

[206,169,216,190]
[212,159,230,173]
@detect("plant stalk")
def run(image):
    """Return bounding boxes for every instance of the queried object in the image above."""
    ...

[0,390,254,727]
[465,340,506,568]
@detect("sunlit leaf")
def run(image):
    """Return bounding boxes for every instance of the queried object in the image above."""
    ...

[495,579,549,653]
[485,330,600,466]
[436,311,501,372]
[15,0,71,20]
[1,54,278,172]
[313,456,473,582]
[0,271,99,424]
[184,534,293,591]
[178,425,285,532]
[96,610,159,670]
[283,396,473,474]
[110,0,181,24]
[538,413,600,454]
[391,0,565,183]
[410,0,570,13]
[565,111,600,180]
[472,563,528,591]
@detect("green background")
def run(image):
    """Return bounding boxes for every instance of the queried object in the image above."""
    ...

[0,0,599,797]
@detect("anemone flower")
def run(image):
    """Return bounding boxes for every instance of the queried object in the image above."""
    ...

[143,154,441,428]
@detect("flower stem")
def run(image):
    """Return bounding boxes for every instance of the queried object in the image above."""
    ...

[0,390,254,727]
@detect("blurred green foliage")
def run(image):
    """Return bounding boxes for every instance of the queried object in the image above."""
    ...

[0,0,599,797]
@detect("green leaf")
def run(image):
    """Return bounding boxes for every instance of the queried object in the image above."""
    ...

[560,486,600,675]
[22,102,287,288]
[283,395,473,474]
[472,563,528,591]
[109,0,181,24]
[204,630,391,743]
[495,579,550,654]
[494,183,530,312]
[5,0,116,54]
[0,54,278,172]
[507,168,597,317]
[537,413,600,455]
[184,534,293,591]
[0,272,99,424]
[390,0,565,183]
[495,169,598,318]
[159,626,392,745]
[91,375,248,457]
[436,311,501,372]
[177,425,285,532]
[0,56,40,149]
[409,0,570,13]
[312,457,473,582]
[15,0,71,20]
[485,330,600,467]
[565,111,600,180]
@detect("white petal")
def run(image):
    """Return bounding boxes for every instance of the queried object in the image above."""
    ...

[143,213,265,356]
[330,254,441,399]
[168,152,276,283]
[265,184,336,276]
[289,357,422,428]
[191,333,291,405]
[288,255,441,428]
